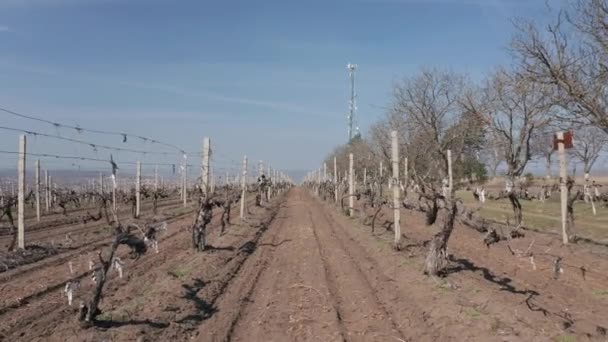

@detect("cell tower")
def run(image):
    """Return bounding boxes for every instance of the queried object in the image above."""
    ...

[347,63,359,141]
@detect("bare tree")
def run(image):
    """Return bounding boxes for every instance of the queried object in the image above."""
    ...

[511,0,608,132]
[480,134,504,179]
[324,135,377,183]
[530,130,555,180]
[464,68,553,227]
[572,125,607,180]
[377,68,483,182]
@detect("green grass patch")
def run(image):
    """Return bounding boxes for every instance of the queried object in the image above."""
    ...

[464,307,482,319]
[592,289,608,298]
[455,190,608,241]
[168,268,189,279]
[95,312,113,321]
[554,335,576,342]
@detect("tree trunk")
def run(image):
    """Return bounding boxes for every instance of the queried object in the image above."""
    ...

[508,192,523,227]
[80,241,118,325]
[505,174,523,229]
[424,199,457,276]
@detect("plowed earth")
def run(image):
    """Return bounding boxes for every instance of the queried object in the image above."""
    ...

[1,188,607,342]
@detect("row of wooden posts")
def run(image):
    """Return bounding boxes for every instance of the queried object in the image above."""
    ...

[11,135,290,250]
[305,131,423,249]
[307,130,574,246]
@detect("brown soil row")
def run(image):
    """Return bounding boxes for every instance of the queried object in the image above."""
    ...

[1,188,607,341]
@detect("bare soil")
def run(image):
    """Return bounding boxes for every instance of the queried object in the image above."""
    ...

[1,188,607,341]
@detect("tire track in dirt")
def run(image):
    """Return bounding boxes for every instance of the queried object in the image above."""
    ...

[187,202,290,341]
[224,189,422,341]
[225,189,348,342]
[310,191,501,341]
[306,197,408,342]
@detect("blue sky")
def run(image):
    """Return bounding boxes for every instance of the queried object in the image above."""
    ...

[0,0,561,178]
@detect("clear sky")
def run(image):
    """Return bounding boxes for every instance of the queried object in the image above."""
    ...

[0,0,561,178]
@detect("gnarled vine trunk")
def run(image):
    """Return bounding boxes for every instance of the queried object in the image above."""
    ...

[424,199,458,276]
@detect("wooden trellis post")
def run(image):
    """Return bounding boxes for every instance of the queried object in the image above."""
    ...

[183,161,188,206]
[112,173,117,212]
[17,135,26,249]
[136,161,141,218]
[556,132,569,244]
[334,156,338,203]
[447,150,453,199]
[154,164,158,191]
[317,167,321,195]
[202,138,211,196]
[259,160,264,177]
[210,166,215,194]
[35,159,41,222]
[240,155,247,221]
[348,153,354,216]
[404,157,408,188]
[45,170,50,212]
[391,131,401,250]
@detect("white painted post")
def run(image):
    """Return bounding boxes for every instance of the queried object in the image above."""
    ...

[363,167,367,187]
[210,166,215,194]
[447,150,453,199]
[35,159,41,222]
[348,153,354,216]
[334,156,338,203]
[154,164,158,191]
[183,162,188,206]
[240,155,248,221]
[99,172,104,194]
[404,157,408,188]
[202,138,211,196]
[136,161,141,218]
[391,131,401,250]
[112,173,117,212]
[317,168,321,195]
[45,170,50,212]
[557,132,569,244]
[17,135,26,249]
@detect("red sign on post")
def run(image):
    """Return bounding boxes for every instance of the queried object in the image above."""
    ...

[553,131,574,150]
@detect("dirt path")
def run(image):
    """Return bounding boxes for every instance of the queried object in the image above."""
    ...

[199,189,467,341]
[200,188,608,341]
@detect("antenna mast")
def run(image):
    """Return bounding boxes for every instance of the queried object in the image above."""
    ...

[347,63,358,141]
